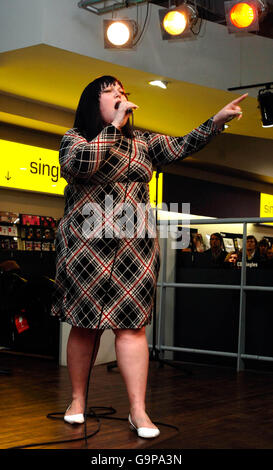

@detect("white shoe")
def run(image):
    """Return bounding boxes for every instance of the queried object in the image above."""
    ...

[64,404,85,424]
[128,414,160,438]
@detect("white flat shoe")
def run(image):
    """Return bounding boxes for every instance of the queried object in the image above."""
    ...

[128,414,160,439]
[64,404,85,424]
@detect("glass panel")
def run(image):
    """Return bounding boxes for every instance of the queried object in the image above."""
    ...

[155,216,273,370]
[245,224,273,287]
[173,288,239,368]
[244,291,273,368]
[173,222,244,286]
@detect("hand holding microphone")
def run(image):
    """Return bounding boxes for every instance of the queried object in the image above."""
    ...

[112,100,139,130]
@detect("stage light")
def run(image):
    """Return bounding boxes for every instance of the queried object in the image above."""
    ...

[159,4,198,40]
[258,87,273,128]
[224,0,267,33]
[163,11,187,35]
[103,19,138,48]
[107,22,130,46]
[230,2,255,28]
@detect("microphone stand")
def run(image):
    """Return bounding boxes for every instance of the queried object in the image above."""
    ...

[106,169,161,371]
[149,166,161,361]
[148,168,191,375]
[107,168,162,371]
[107,166,191,375]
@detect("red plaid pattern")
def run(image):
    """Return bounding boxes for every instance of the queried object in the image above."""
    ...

[51,118,222,329]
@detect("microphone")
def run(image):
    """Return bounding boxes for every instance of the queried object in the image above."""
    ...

[115,102,133,114]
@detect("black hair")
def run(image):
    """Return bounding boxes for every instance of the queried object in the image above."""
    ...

[247,235,258,246]
[73,75,134,141]
[210,232,224,242]
[258,238,269,247]
[210,232,225,250]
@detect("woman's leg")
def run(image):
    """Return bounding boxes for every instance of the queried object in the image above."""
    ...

[66,326,103,415]
[113,326,157,429]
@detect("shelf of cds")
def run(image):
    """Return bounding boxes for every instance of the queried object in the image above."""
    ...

[0,211,58,252]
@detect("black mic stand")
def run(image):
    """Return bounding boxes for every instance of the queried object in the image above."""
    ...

[106,168,162,371]
[148,167,191,375]
[107,166,191,375]
[149,165,161,362]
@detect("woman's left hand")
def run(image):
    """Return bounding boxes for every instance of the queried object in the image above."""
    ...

[213,93,248,129]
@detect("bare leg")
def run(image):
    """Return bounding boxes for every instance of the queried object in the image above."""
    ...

[66,326,103,415]
[113,326,157,429]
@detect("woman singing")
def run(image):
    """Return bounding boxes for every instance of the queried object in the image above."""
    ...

[51,75,247,438]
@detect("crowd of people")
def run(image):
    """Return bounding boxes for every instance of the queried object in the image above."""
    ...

[180,232,273,269]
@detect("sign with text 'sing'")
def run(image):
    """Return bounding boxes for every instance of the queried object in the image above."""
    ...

[0,139,66,195]
[260,193,273,226]
[0,139,163,202]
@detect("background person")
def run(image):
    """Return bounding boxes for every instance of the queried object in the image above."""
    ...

[224,251,240,268]
[258,238,269,267]
[245,235,260,265]
[201,232,228,267]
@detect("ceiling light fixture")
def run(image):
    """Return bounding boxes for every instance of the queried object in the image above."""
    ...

[149,80,168,89]
[159,4,198,40]
[103,19,138,48]
[224,0,267,33]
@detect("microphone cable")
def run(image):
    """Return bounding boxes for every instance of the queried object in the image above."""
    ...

[6,112,179,450]
[81,129,134,444]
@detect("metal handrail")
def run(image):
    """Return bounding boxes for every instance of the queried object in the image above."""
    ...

[156,216,273,372]
[157,216,273,225]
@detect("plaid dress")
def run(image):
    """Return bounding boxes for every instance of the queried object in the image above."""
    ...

[51,118,222,329]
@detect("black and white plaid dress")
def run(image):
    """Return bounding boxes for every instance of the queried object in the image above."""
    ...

[51,118,222,329]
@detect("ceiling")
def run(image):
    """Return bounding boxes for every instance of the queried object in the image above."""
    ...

[0,43,272,140]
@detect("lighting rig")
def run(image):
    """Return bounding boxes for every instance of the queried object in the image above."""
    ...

[77,1,273,127]
[78,0,273,46]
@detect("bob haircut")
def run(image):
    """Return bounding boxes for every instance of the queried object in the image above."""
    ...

[73,75,134,141]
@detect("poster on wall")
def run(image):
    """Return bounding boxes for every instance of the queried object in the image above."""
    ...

[223,238,235,252]
[0,139,163,204]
